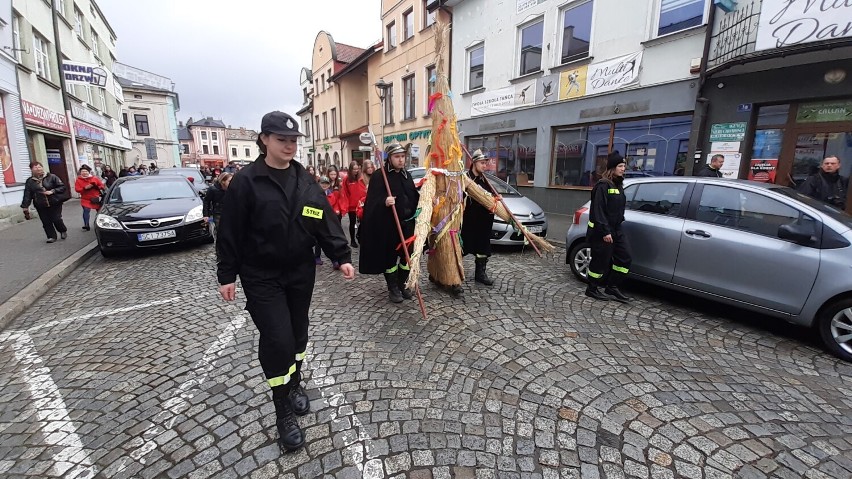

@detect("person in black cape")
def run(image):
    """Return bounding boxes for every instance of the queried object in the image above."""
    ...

[461,149,496,287]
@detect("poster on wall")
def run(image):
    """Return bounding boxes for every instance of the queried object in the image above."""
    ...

[0,101,14,185]
[470,80,536,117]
[756,0,852,51]
[535,74,558,104]
[749,159,778,183]
[586,51,642,96]
[558,65,588,101]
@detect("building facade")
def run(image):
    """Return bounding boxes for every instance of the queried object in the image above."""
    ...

[0,0,31,207]
[183,117,227,168]
[296,66,314,167]
[331,42,380,167]
[447,0,707,213]
[115,63,181,168]
[225,127,259,166]
[693,0,852,213]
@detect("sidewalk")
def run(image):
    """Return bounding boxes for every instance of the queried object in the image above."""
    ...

[0,199,98,329]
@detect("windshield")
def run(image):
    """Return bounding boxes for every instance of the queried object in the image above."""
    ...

[484,174,520,196]
[774,187,852,228]
[110,180,197,203]
[158,169,204,185]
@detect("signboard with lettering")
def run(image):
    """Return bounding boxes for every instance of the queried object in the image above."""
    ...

[62,61,110,88]
[20,100,70,133]
[796,100,852,123]
[71,103,113,131]
[709,122,747,142]
[516,0,545,14]
[74,121,105,143]
[383,129,432,144]
[756,0,852,51]
[585,51,642,96]
[470,80,536,117]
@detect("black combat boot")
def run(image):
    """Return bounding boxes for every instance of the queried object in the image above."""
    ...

[272,387,305,452]
[398,268,414,300]
[585,284,610,301]
[604,286,631,303]
[288,372,310,416]
[384,271,404,303]
[448,284,464,298]
[474,257,494,286]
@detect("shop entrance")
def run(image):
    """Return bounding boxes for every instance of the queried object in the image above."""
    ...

[44,137,69,186]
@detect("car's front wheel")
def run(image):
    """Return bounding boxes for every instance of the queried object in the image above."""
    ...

[568,241,591,283]
[817,298,852,362]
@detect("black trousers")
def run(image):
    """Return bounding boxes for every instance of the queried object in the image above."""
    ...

[241,261,315,389]
[35,204,67,239]
[588,230,632,288]
[347,211,358,244]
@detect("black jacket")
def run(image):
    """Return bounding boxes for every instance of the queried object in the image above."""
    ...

[203,182,227,217]
[799,171,848,208]
[588,178,626,238]
[358,165,419,274]
[216,156,351,285]
[697,166,723,178]
[21,173,67,209]
[461,170,495,256]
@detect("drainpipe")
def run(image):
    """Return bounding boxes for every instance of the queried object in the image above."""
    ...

[51,0,81,175]
[689,3,718,175]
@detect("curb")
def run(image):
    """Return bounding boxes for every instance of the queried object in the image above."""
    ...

[0,240,99,332]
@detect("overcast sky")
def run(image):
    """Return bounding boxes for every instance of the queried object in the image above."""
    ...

[97,0,381,130]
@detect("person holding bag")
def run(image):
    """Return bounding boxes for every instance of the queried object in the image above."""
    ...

[21,161,69,243]
[75,165,105,231]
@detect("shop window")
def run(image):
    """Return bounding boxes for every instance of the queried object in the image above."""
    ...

[403,75,415,120]
[134,114,150,136]
[423,0,435,28]
[750,129,783,183]
[517,131,536,185]
[467,130,536,186]
[560,1,593,64]
[757,104,790,126]
[791,131,852,190]
[627,182,688,216]
[551,124,610,187]
[518,20,543,76]
[611,115,693,177]
[468,44,484,91]
[387,21,397,50]
[403,9,414,41]
[657,0,706,36]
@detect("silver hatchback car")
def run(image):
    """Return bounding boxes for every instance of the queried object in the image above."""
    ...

[565,177,852,362]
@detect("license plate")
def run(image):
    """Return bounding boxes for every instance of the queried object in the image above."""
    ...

[527,226,543,233]
[137,230,176,242]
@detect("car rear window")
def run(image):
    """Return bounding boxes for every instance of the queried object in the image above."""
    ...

[110,180,196,203]
[774,187,852,229]
[158,169,204,185]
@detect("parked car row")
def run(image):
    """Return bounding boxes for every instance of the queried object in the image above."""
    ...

[566,177,852,362]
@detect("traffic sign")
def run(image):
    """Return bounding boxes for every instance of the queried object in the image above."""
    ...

[359,132,373,145]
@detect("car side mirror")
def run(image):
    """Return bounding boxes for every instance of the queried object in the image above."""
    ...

[778,223,813,245]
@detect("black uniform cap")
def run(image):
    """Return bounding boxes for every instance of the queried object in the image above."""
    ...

[256,111,303,150]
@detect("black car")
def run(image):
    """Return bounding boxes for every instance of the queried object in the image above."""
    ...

[95,176,213,257]
[151,167,209,196]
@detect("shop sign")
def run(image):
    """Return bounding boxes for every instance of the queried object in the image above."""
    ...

[586,51,642,96]
[383,129,432,144]
[796,100,852,123]
[470,80,536,117]
[62,61,109,88]
[71,104,113,131]
[20,100,70,133]
[749,159,778,183]
[46,149,63,165]
[709,122,747,142]
[756,0,852,51]
[74,121,105,143]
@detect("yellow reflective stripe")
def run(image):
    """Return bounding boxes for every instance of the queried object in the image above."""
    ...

[607,188,620,194]
[295,351,306,362]
[587,221,594,228]
[612,265,629,274]
[267,363,298,388]
[399,263,410,271]
[588,271,604,279]
[385,265,399,273]
[302,206,323,219]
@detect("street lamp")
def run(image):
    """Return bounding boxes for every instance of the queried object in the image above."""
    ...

[375,79,390,158]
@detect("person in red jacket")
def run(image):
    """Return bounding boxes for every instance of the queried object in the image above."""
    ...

[315,176,342,269]
[74,165,105,231]
[339,161,367,248]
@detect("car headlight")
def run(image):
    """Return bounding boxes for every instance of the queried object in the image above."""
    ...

[185,205,204,223]
[95,214,122,230]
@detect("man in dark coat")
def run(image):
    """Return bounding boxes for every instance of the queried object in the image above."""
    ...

[359,143,420,303]
[21,161,69,243]
[697,154,724,178]
[799,156,847,209]
[461,149,496,286]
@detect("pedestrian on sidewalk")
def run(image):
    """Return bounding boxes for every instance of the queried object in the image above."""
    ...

[217,111,354,453]
[21,161,69,243]
[461,149,497,287]
[203,172,232,240]
[102,165,118,187]
[74,165,105,231]
[585,151,633,303]
[340,160,366,248]
[359,143,419,303]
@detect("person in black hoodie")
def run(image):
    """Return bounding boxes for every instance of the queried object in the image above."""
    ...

[358,143,420,303]
[586,151,632,303]
[799,156,847,209]
[697,154,724,178]
[203,172,232,240]
[216,111,354,453]
[21,161,69,243]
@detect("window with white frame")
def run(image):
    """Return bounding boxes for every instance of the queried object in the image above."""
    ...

[65,80,76,97]
[33,33,51,81]
[91,29,99,57]
[384,83,394,125]
[423,0,436,28]
[202,144,209,154]
[425,64,437,111]
[403,9,414,41]
[561,1,593,64]
[134,114,150,136]
[657,0,707,36]
[213,145,219,155]
[305,118,311,138]
[74,7,83,37]
[231,147,237,157]
[85,86,93,103]
[518,20,543,76]
[201,131,208,140]
[57,0,66,14]
[12,16,21,62]
[97,88,106,110]
[468,44,484,91]
[403,75,415,120]
[387,21,397,49]
[212,132,218,141]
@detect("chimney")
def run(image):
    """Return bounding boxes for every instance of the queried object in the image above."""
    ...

[178,121,184,128]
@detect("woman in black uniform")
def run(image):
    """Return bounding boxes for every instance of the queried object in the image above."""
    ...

[461,149,496,286]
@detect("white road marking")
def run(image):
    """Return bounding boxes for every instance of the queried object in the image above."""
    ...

[12,332,96,478]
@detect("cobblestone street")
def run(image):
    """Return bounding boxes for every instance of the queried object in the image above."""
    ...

[0,242,850,479]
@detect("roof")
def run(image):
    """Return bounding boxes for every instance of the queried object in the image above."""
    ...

[188,117,226,128]
[339,125,369,139]
[296,100,313,116]
[330,41,382,82]
[226,128,259,140]
[335,43,366,64]
[116,76,174,94]
[178,127,192,141]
